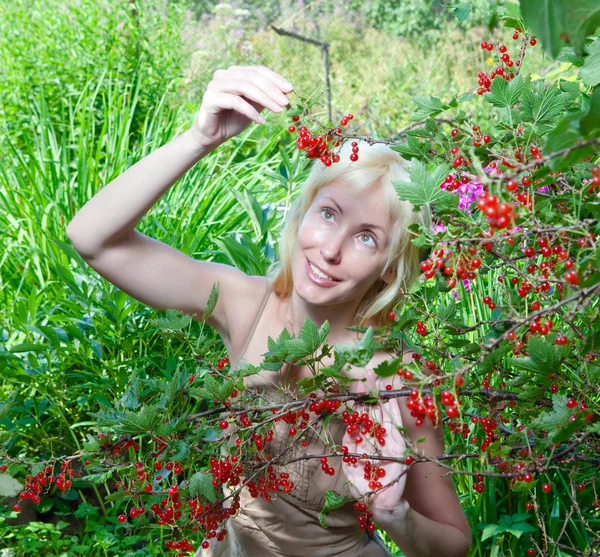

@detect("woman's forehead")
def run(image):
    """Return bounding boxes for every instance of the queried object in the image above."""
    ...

[317,182,391,216]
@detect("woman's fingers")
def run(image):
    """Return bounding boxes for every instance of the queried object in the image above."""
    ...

[210,78,285,115]
[229,65,295,93]
[202,90,264,125]
[223,67,291,108]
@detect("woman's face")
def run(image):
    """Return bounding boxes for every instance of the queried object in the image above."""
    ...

[292,180,395,305]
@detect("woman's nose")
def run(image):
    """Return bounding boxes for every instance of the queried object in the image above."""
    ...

[320,231,344,263]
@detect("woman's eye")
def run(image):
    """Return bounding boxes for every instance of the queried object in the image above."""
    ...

[321,208,334,221]
[360,233,376,247]
[320,208,377,247]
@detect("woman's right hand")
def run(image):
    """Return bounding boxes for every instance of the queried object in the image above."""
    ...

[191,65,294,151]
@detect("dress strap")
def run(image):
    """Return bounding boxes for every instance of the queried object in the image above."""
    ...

[232,280,272,371]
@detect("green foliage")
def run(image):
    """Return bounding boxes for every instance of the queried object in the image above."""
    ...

[520,0,600,57]
[1,1,600,556]
[318,490,347,528]
[188,471,217,502]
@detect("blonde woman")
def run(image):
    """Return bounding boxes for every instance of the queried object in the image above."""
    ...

[66,66,471,557]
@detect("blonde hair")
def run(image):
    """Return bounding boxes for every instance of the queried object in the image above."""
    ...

[266,139,432,329]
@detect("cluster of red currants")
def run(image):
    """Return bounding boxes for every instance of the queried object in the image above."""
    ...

[566,397,594,422]
[210,456,244,488]
[319,456,336,476]
[362,459,387,490]
[469,415,499,453]
[407,389,440,427]
[415,320,428,336]
[476,193,518,230]
[588,165,600,193]
[341,409,388,446]
[288,112,358,166]
[476,30,535,95]
[98,432,140,456]
[12,460,76,513]
[164,538,195,557]
[188,495,241,547]
[216,356,230,370]
[353,501,376,533]
[472,474,486,493]
[440,390,461,419]
[420,246,484,291]
[482,295,497,310]
[447,420,471,439]
[244,464,295,501]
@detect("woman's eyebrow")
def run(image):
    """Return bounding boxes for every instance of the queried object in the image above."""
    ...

[323,196,387,234]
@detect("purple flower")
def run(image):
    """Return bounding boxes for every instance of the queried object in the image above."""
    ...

[433,221,447,234]
[234,29,243,37]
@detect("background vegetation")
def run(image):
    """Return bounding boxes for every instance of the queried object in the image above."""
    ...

[0,0,589,555]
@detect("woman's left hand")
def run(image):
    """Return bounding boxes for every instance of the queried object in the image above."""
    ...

[342,369,410,523]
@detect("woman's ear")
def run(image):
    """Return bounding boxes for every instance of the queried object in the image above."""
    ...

[381,267,396,285]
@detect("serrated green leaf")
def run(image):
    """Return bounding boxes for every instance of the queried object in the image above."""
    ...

[580,37,600,86]
[391,136,431,161]
[82,469,117,484]
[188,471,216,502]
[437,298,457,322]
[520,0,600,58]
[454,2,470,22]
[393,159,455,210]
[170,440,191,462]
[411,96,444,121]
[333,327,376,367]
[299,317,320,353]
[373,357,402,378]
[522,80,572,123]
[532,394,571,438]
[557,47,585,67]
[202,282,220,322]
[319,490,347,528]
[486,74,525,109]
[481,524,504,541]
[285,337,310,359]
[114,405,161,435]
[150,309,192,331]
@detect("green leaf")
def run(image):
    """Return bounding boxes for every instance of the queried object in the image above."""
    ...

[114,405,161,435]
[119,374,141,411]
[393,159,455,211]
[481,524,504,541]
[531,394,574,441]
[333,327,376,367]
[520,0,600,57]
[319,490,347,528]
[373,357,403,378]
[557,47,585,67]
[581,84,600,137]
[486,74,526,109]
[437,298,457,322]
[202,282,220,322]
[411,96,444,121]
[391,136,431,161]
[150,309,192,331]
[188,471,217,502]
[581,37,600,86]
[81,469,117,484]
[453,2,471,22]
[521,79,572,124]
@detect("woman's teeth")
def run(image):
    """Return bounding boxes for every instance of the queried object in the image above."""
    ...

[310,262,336,281]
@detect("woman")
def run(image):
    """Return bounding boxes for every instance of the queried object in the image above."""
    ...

[66,65,472,557]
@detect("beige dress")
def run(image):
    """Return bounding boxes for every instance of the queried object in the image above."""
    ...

[196,281,395,557]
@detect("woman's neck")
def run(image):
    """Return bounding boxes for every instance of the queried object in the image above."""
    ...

[283,290,368,345]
